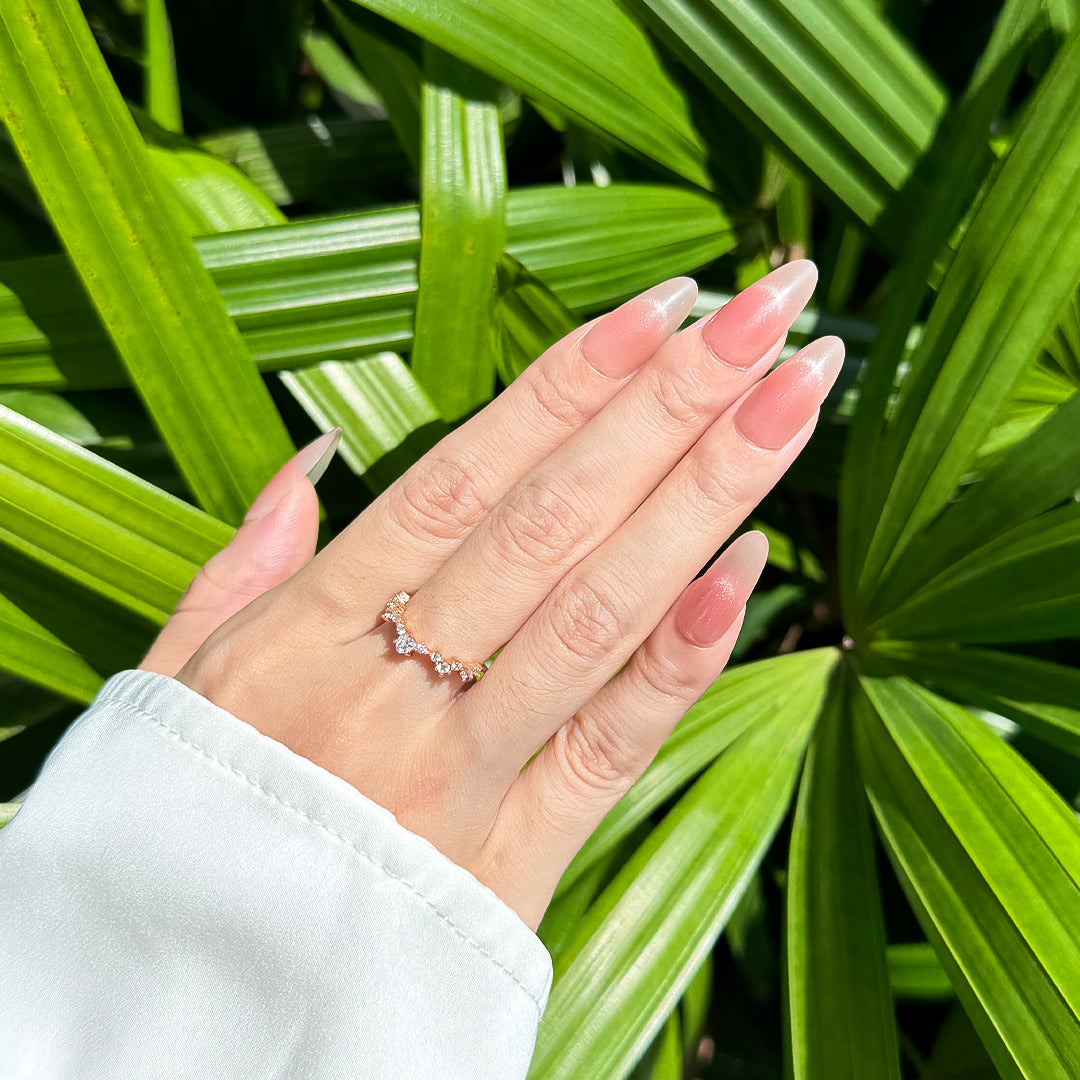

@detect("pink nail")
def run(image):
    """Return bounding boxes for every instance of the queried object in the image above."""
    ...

[733,337,844,450]
[701,260,817,369]
[581,277,698,378]
[677,531,770,647]
[244,428,342,523]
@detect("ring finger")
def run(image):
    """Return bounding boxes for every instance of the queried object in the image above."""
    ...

[461,335,844,780]
[397,261,817,669]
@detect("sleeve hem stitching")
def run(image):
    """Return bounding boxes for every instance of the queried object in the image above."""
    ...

[97,694,544,1018]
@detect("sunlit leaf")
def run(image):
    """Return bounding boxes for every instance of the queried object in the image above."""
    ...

[344,0,710,188]
[555,648,835,898]
[629,0,945,239]
[0,592,102,703]
[850,29,1080,624]
[0,0,295,522]
[530,693,819,1080]
[787,667,901,1079]
[857,674,1080,1079]
[278,351,439,492]
[0,184,732,391]
[410,46,505,420]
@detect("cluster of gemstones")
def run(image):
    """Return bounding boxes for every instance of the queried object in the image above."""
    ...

[381,592,485,682]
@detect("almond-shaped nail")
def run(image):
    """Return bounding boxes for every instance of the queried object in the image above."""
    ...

[244,428,342,523]
[733,336,844,450]
[677,530,770,647]
[702,260,817,369]
[581,277,698,379]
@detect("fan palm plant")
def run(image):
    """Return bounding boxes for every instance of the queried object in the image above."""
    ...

[1,0,1079,1076]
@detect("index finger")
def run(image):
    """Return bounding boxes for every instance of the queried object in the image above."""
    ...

[306,277,699,604]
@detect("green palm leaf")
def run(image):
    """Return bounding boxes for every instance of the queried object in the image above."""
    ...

[0,184,733,391]
[872,641,1080,759]
[0,593,102,703]
[629,0,945,240]
[555,648,834,898]
[529,680,821,1080]
[344,0,709,188]
[0,0,294,523]
[0,404,230,674]
[856,675,1080,1079]
[837,0,1051,615]
[787,668,900,1079]
[850,28,1080,626]
[410,47,505,419]
[278,352,439,491]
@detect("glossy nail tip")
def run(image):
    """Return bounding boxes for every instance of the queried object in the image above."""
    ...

[702,260,818,369]
[581,277,698,379]
[762,258,818,302]
[733,335,845,450]
[796,334,845,373]
[644,276,698,322]
[244,427,342,524]
[299,427,342,485]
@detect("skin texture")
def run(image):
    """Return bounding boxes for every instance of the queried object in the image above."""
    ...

[140,261,845,932]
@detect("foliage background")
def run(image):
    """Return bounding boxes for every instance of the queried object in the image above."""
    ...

[1,0,1080,1077]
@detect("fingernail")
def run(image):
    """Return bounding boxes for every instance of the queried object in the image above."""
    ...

[244,428,341,523]
[733,336,844,450]
[677,531,770,647]
[581,277,698,379]
[702,260,817,369]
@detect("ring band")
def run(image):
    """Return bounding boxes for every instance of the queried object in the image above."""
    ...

[381,592,486,682]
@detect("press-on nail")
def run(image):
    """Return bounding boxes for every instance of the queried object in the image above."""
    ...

[733,337,844,450]
[677,531,770,647]
[244,428,341,523]
[298,428,342,485]
[581,277,698,379]
[702,260,817,369]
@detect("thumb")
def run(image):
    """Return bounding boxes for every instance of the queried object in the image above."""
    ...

[139,429,341,677]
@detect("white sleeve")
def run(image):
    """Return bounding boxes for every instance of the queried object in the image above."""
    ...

[0,668,553,1079]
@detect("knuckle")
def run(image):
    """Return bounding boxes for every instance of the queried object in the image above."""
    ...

[523,357,593,433]
[546,576,629,666]
[492,477,589,568]
[632,646,701,712]
[552,713,638,797]
[648,365,708,429]
[679,448,753,514]
[391,456,489,542]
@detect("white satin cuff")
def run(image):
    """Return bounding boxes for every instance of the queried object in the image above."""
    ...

[0,668,552,1078]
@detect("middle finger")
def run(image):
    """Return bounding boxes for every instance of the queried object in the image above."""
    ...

[401,260,818,663]
[461,334,844,776]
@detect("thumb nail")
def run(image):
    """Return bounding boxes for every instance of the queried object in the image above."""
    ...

[245,428,342,523]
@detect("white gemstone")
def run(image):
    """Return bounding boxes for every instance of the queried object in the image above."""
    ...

[459,670,471,682]
[416,643,428,655]
[450,661,462,671]
[395,635,415,655]
[431,653,442,664]
[434,661,451,675]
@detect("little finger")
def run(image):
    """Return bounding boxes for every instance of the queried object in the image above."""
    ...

[474,531,767,929]
[461,336,842,772]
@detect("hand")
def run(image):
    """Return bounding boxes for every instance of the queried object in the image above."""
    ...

[173,261,842,931]
[138,433,338,677]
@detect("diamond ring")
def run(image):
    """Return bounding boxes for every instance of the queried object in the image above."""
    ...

[381,592,486,682]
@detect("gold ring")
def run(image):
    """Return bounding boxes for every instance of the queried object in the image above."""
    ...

[381,592,486,682]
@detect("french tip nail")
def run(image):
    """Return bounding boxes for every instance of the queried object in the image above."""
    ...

[302,428,342,486]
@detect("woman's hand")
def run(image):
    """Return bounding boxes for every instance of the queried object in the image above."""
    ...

[139,431,340,678]
[169,261,842,932]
